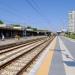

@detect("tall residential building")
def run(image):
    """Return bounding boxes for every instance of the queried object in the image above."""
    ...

[68,11,75,33]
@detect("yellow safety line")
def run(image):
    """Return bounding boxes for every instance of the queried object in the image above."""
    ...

[36,37,56,75]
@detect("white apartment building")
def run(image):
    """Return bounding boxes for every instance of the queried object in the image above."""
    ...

[68,11,75,33]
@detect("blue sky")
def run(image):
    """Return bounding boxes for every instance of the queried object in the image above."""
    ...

[0,0,75,32]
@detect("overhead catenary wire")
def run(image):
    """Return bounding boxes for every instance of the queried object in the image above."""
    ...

[25,0,51,26]
[25,0,41,16]
[31,0,40,10]
[0,0,51,29]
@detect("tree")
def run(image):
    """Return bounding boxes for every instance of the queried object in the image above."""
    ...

[12,24,20,27]
[0,20,4,24]
[33,28,37,31]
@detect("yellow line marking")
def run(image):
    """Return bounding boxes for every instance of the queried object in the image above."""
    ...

[36,37,57,75]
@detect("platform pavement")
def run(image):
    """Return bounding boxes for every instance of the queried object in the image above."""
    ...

[59,36,75,75]
[60,36,75,59]
[49,37,66,75]
[28,36,57,75]
[28,36,75,75]
[0,36,46,46]
[49,36,75,75]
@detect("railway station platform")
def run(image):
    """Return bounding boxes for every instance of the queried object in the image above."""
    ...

[28,36,75,75]
[28,36,56,75]
[0,36,46,46]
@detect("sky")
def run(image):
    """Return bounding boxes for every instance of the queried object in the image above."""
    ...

[0,0,75,32]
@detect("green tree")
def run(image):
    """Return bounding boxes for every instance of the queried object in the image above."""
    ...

[0,20,4,24]
[33,28,37,31]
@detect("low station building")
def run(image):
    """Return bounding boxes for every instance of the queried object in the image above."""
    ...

[0,24,51,39]
[0,24,24,38]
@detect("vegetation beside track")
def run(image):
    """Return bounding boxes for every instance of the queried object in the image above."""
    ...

[65,32,75,39]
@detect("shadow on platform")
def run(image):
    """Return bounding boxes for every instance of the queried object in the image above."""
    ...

[63,61,75,67]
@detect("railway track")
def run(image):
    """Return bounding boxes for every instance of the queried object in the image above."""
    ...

[0,36,47,50]
[0,38,47,65]
[0,36,55,75]
[0,37,46,54]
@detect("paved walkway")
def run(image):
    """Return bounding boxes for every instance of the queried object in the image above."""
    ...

[60,36,75,58]
[58,36,75,75]
[49,37,66,75]
[49,36,75,75]
[28,36,75,75]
